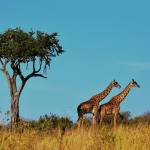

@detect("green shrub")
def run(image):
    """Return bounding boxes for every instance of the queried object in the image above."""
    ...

[29,113,73,132]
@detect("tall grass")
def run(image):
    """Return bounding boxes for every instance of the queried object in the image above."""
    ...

[0,125,150,150]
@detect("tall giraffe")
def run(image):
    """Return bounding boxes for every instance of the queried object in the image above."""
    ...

[77,80,121,128]
[98,79,140,129]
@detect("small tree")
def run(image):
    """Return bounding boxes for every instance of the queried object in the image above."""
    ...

[0,28,64,124]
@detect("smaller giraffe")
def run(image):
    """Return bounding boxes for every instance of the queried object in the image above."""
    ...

[77,80,121,128]
[98,79,140,129]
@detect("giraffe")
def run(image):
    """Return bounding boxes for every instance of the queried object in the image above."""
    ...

[98,79,140,129]
[77,80,121,128]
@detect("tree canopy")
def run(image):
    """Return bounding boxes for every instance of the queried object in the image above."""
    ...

[0,28,64,75]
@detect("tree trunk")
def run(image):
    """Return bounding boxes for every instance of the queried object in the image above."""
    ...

[1,68,20,125]
[0,61,41,125]
[10,78,26,125]
[11,93,20,124]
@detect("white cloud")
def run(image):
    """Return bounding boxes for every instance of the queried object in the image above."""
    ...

[118,61,150,71]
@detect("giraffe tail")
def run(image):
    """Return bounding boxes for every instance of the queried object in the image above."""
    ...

[77,105,81,117]
[77,104,83,122]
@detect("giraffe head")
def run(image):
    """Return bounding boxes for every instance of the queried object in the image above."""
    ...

[131,79,140,88]
[112,80,121,89]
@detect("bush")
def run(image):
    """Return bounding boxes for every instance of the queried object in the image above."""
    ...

[129,112,150,126]
[29,114,74,132]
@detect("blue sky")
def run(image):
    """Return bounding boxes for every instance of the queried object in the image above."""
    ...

[0,0,150,121]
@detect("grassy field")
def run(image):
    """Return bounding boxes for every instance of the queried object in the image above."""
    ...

[0,125,150,150]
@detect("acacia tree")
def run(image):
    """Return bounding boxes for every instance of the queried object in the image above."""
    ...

[0,28,64,124]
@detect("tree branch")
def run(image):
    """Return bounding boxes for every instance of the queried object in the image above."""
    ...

[24,58,46,81]
[16,65,25,81]
[0,58,4,65]
[0,59,13,96]
[18,80,27,97]
[33,58,36,72]
[0,58,5,69]
[0,59,11,80]
[32,73,47,78]
[36,58,43,73]
[12,71,18,81]
[25,72,47,81]
[32,57,43,73]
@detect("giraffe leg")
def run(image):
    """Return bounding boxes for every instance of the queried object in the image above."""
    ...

[99,109,105,127]
[77,113,84,128]
[119,113,124,123]
[92,114,97,127]
[114,112,119,130]
[92,106,98,127]
[99,115,104,127]
[81,115,84,128]
[95,111,100,124]
[77,106,85,128]
[77,117,81,128]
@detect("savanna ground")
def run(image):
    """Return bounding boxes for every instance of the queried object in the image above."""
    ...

[0,113,150,150]
[0,125,150,150]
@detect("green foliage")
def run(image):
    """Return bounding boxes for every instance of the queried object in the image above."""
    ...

[24,114,74,132]
[0,27,64,71]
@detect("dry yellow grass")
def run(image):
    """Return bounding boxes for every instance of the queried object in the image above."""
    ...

[0,125,150,150]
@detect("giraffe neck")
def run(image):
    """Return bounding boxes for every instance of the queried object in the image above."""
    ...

[116,83,133,104]
[95,83,113,103]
